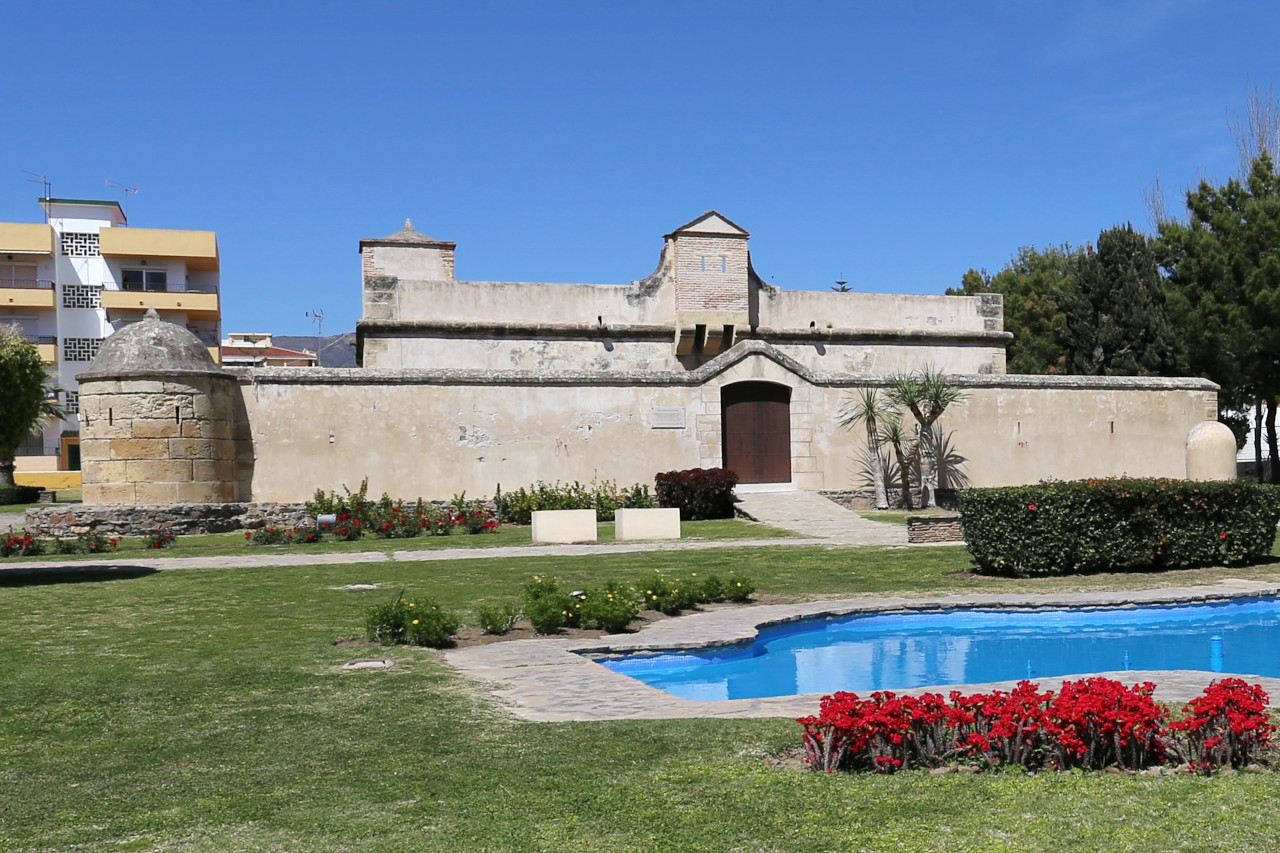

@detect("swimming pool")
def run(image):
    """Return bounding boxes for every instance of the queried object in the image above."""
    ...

[597,596,1280,701]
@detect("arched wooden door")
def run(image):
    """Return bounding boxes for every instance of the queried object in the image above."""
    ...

[721,382,791,484]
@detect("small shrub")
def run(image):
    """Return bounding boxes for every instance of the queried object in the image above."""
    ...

[0,484,41,506]
[146,529,177,549]
[525,594,580,634]
[82,533,119,554]
[246,526,289,546]
[1168,678,1275,773]
[579,581,640,633]
[494,479,654,525]
[693,573,727,602]
[636,570,683,615]
[959,478,1280,577]
[476,604,521,635]
[331,512,365,541]
[364,593,459,648]
[1043,678,1167,770]
[522,575,581,633]
[53,536,84,555]
[654,468,739,520]
[370,497,424,539]
[2,530,46,557]
[723,571,755,602]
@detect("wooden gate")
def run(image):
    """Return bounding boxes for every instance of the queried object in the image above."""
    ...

[721,382,791,484]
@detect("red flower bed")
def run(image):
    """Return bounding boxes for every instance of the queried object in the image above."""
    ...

[799,678,1275,774]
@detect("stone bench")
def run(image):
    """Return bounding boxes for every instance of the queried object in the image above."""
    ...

[531,509,598,544]
[614,507,681,541]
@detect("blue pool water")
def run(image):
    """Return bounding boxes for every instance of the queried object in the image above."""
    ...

[596,597,1280,701]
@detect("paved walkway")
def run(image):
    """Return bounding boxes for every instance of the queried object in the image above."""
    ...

[734,489,906,546]
[445,579,1280,721]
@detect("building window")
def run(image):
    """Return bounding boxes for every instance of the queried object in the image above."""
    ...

[122,268,168,292]
[63,337,103,362]
[64,391,79,416]
[60,232,100,257]
[62,283,102,308]
[0,263,39,287]
[17,430,50,457]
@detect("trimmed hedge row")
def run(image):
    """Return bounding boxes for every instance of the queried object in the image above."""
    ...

[0,484,40,506]
[958,478,1280,577]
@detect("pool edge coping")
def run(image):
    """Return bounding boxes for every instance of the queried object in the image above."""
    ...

[442,580,1280,722]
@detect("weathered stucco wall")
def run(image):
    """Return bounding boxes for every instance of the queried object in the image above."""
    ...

[759,291,1001,334]
[239,350,1216,502]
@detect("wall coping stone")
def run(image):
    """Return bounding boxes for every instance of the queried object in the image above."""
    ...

[249,339,1218,392]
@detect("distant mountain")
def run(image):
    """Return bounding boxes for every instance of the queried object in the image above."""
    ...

[273,332,358,368]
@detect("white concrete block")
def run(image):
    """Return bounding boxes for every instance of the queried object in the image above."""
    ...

[614,507,681,541]
[531,509,598,544]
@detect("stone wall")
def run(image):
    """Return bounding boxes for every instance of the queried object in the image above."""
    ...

[24,502,311,537]
[238,347,1218,503]
[906,514,964,544]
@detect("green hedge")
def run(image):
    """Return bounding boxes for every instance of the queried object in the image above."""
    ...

[958,478,1280,577]
[0,484,41,506]
[492,480,654,525]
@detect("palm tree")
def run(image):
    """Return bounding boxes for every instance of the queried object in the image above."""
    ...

[877,416,917,510]
[885,365,966,507]
[838,387,893,509]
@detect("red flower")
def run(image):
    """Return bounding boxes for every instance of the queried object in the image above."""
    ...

[1028,504,1037,510]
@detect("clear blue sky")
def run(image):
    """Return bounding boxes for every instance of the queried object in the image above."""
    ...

[3,1,1276,336]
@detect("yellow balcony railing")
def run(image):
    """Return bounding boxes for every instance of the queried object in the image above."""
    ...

[1,280,56,309]
[101,288,220,318]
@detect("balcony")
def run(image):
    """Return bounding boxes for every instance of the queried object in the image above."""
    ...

[102,285,220,318]
[23,334,57,364]
[1,279,56,309]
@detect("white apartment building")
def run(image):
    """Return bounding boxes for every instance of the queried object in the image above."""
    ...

[0,198,220,487]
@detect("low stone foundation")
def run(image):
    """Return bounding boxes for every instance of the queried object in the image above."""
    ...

[906,514,964,544]
[23,502,311,537]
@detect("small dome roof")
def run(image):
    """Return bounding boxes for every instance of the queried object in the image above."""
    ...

[78,308,228,380]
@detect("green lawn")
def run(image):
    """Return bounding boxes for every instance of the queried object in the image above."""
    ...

[0,517,795,563]
[3,544,1280,851]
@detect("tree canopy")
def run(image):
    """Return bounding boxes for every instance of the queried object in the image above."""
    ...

[0,326,50,486]
[1157,154,1280,414]
[1063,224,1181,376]
[948,246,1076,374]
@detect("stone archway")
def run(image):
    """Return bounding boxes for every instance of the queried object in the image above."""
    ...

[721,381,791,484]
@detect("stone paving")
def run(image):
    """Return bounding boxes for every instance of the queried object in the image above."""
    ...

[734,489,906,546]
[443,579,1280,722]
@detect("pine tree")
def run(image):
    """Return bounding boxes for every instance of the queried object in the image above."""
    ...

[1063,224,1181,376]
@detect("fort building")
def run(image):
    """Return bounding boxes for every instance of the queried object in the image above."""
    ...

[70,211,1220,514]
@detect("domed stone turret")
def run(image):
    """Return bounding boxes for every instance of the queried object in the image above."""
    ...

[80,307,225,379]
[78,309,245,505]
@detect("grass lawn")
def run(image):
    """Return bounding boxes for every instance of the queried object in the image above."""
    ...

[0,517,796,563]
[4,544,1280,851]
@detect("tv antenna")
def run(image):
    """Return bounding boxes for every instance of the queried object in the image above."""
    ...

[23,171,51,221]
[306,308,324,366]
[105,179,140,223]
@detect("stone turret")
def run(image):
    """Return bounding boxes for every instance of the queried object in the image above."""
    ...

[77,309,243,504]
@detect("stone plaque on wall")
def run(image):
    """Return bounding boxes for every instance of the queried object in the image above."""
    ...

[650,407,686,429]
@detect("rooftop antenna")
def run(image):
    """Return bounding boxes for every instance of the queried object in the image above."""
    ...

[306,308,324,366]
[23,171,51,222]
[105,179,139,223]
